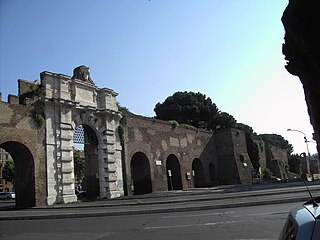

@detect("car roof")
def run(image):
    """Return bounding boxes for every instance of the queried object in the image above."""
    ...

[304,204,320,219]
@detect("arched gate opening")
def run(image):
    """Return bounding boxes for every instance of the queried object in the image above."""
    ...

[209,162,217,186]
[0,141,35,208]
[130,152,152,195]
[192,158,206,188]
[166,154,182,190]
[73,124,99,200]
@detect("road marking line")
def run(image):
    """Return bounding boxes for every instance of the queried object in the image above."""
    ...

[248,211,289,217]
[144,220,243,230]
[161,212,236,219]
[230,211,289,218]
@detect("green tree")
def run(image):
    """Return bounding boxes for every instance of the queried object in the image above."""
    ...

[288,154,302,174]
[211,111,236,130]
[234,123,257,136]
[154,91,236,130]
[259,133,293,154]
[2,160,15,184]
[74,150,85,183]
[262,168,273,180]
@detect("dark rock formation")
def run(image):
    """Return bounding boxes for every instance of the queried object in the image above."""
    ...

[282,0,320,155]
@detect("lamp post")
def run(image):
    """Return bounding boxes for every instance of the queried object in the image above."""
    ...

[287,128,312,178]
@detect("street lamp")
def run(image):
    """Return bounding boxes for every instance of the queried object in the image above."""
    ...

[287,128,312,178]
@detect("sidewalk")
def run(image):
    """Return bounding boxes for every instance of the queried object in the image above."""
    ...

[1,182,319,221]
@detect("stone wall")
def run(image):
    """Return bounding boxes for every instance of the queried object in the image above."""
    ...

[255,139,266,174]
[0,80,46,207]
[261,143,288,179]
[122,114,217,194]
[214,129,253,185]
[41,70,123,204]
[122,114,253,194]
[1,67,295,205]
[0,67,124,206]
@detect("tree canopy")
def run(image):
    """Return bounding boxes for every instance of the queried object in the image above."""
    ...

[288,154,302,174]
[154,91,236,130]
[73,150,85,183]
[259,133,293,154]
[2,160,15,184]
[234,123,257,137]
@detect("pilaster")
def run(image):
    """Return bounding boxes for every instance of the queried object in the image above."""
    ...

[99,115,124,198]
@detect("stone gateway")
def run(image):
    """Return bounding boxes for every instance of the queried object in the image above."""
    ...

[0,66,288,207]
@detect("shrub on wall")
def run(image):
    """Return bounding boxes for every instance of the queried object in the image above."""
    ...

[262,168,273,180]
[169,120,179,129]
[34,114,45,127]
[118,125,125,144]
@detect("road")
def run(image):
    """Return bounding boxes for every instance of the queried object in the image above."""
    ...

[0,201,299,240]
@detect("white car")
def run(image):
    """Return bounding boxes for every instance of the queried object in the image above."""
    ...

[0,192,15,200]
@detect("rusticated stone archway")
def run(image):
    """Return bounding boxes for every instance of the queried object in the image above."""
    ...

[42,66,124,205]
[73,124,100,199]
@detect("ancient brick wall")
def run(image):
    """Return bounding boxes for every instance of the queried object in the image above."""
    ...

[123,114,217,194]
[122,114,253,194]
[260,143,288,179]
[255,139,267,174]
[0,81,46,207]
[214,129,253,185]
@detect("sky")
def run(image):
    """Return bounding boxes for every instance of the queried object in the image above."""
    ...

[0,0,317,155]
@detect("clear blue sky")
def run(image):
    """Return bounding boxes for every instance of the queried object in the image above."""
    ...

[0,0,317,154]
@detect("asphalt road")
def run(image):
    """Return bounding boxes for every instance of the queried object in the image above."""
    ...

[0,201,300,240]
[1,183,318,221]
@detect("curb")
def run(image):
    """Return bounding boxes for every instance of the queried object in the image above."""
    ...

[0,195,308,221]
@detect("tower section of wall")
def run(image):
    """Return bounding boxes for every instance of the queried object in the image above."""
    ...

[214,129,253,185]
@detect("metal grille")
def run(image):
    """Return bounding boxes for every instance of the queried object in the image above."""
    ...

[73,125,84,144]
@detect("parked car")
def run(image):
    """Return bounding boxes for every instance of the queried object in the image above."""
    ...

[279,197,320,240]
[270,176,282,183]
[0,192,15,200]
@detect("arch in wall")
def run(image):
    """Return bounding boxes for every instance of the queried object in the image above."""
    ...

[166,154,182,190]
[0,141,35,208]
[73,124,100,200]
[72,110,111,201]
[192,158,206,188]
[130,152,152,195]
[209,162,217,186]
